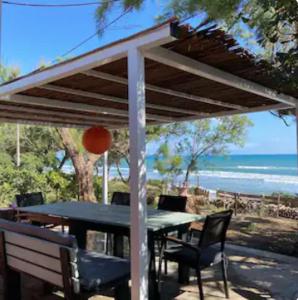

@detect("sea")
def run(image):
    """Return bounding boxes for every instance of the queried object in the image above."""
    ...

[64,154,298,196]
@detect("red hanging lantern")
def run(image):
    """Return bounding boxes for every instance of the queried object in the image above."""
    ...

[82,126,112,155]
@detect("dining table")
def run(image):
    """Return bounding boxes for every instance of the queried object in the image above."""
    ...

[17,201,205,299]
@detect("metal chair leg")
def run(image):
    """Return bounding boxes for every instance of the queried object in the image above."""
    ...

[222,256,229,299]
[105,233,112,255]
[163,239,168,275]
[115,280,130,300]
[196,268,204,300]
[157,238,166,291]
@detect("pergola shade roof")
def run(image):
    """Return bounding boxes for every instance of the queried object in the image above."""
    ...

[0,20,297,128]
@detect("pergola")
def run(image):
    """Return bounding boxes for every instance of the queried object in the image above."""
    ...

[0,19,297,300]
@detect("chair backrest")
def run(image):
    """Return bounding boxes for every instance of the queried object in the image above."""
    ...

[15,192,44,208]
[198,210,233,250]
[158,195,187,212]
[0,219,79,297]
[111,192,130,206]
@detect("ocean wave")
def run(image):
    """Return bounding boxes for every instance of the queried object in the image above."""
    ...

[237,165,296,170]
[63,165,298,186]
[197,170,298,185]
[62,165,74,174]
[111,167,129,171]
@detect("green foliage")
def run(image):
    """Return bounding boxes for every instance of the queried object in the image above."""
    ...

[0,65,93,205]
[0,158,46,206]
[163,0,240,21]
[46,171,77,202]
[108,116,251,187]
[0,64,20,83]
[246,222,257,232]
[154,142,183,188]
[95,0,143,35]
[106,178,129,201]
[0,123,80,206]
[108,125,173,183]
[155,116,252,185]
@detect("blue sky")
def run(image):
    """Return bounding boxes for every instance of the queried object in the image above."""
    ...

[1,0,297,155]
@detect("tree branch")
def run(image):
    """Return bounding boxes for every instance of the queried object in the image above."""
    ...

[58,152,69,170]
[270,111,291,127]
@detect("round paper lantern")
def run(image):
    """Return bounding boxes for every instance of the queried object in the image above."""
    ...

[82,126,112,155]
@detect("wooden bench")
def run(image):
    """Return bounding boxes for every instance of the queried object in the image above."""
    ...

[0,219,130,300]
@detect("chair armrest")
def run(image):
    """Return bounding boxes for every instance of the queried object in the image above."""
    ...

[165,236,200,253]
[15,212,32,219]
[190,227,202,232]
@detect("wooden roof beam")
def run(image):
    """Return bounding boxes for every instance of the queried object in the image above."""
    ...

[82,70,247,111]
[0,117,88,128]
[178,103,291,123]
[0,104,128,125]
[0,110,114,128]
[0,94,173,123]
[145,47,298,107]
[42,84,209,117]
[0,22,176,98]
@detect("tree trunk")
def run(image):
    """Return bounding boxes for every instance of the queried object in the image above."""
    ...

[115,161,128,184]
[57,128,99,202]
[184,162,193,186]
[76,157,97,201]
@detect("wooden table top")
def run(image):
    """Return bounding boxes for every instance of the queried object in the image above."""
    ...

[18,201,204,232]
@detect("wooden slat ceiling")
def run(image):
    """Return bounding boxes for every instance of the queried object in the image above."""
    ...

[1,21,296,128]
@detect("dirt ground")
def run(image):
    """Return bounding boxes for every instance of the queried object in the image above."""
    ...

[227,214,298,257]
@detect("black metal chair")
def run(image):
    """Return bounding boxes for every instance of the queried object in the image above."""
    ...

[15,192,44,208]
[157,194,187,212]
[158,210,233,300]
[157,195,187,274]
[15,192,65,232]
[106,192,130,254]
[15,192,45,225]
[111,192,130,206]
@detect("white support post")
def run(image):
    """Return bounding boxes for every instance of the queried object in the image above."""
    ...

[128,47,148,300]
[102,151,108,253]
[102,151,108,204]
[16,123,20,167]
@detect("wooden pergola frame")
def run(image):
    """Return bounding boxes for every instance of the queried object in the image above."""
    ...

[0,19,297,300]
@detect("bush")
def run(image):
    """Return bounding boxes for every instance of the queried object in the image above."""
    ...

[246,222,257,232]
[46,171,78,202]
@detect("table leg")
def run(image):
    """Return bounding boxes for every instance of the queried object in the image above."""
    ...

[178,230,190,284]
[21,274,52,300]
[5,269,21,300]
[69,221,87,249]
[148,233,159,300]
[114,280,130,300]
[113,234,124,258]
[178,264,190,284]
[112,232,158,298]
[0,231,21,300]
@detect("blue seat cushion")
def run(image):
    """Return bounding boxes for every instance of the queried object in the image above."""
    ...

[78,250,130,292]
[164,244,224,269]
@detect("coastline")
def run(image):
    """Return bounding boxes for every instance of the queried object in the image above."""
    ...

[62,154,298,196]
